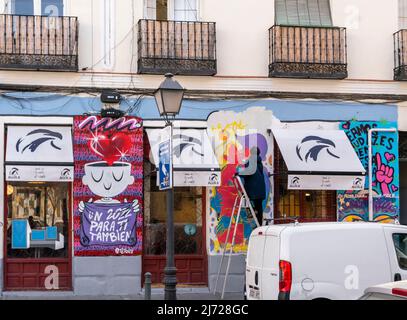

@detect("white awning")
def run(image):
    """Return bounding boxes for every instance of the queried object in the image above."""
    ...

[5,126,74,182]
[146,128,221,187]
[272,129,366,190]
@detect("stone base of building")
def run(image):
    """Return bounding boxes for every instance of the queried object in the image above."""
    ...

[73,256,142,296]
[208,254,246,293]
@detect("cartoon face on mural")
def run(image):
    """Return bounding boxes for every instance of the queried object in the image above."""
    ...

[82,162,135,201]
[73,116,144,256]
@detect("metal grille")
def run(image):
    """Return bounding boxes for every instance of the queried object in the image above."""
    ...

[394,29,407,80]
[273,139,337,223]
[269,25,347,79]
[137,19,216,75]
[0,14,78,71]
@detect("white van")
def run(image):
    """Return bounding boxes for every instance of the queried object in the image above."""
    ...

[246,222,407,300]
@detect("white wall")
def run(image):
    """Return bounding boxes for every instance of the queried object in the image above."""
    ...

[0,0,407,95]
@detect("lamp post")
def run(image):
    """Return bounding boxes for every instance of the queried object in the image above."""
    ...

[154,73,185,300]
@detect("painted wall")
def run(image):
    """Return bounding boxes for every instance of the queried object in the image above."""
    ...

[206,107,274,254]
[338,120,400,223]
[73,116,144,256]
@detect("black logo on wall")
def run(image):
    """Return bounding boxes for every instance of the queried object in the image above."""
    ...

[296,136,340,163]
[60,168,72,180]
[208,173,220,185]
[289,176,301,188]
[353,177,363,188]
[173,134,204,158]
[8,167,20,179]
[16,129,63,154]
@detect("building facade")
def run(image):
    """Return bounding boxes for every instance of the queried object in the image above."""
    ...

[0,0,406,295]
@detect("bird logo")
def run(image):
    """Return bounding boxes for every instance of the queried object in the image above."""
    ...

[16,129,63,154]
[172,134,204,159]
[296,136,339,162]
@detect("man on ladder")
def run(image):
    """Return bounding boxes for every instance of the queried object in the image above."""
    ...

[237,146,267,226]
[215,146,267,299]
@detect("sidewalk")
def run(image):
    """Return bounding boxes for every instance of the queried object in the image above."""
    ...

[0,288,244,300]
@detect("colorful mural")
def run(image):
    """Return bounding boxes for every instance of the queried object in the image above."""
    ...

[207,108,274,254]
[73,116,144,256]
[338,121,399,223]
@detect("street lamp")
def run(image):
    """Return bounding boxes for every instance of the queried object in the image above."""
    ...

[154,73,185,300]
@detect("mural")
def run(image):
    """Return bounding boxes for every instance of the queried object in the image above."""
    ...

[73,116,144,256]
[207,107,274,254]
[338,121,399,223]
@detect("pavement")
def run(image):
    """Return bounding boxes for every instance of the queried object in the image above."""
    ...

[0,288,244,300]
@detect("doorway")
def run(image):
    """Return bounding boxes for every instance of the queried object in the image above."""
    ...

[142,162,207,285]
[4,182,72,290]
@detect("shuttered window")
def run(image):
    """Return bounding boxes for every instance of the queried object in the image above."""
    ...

[400,0,407,29]
[275,0,333,27]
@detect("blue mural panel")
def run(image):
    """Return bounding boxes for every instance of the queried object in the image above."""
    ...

[338,121,399,222]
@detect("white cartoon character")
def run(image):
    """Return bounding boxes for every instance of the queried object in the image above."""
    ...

[78,161,140,212]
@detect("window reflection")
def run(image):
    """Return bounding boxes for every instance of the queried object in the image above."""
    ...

[6,182,69,259]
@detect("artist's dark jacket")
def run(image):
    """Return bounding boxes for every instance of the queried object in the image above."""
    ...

[240,155,266,200]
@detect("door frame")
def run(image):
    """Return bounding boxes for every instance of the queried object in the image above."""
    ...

[3,181,73,291]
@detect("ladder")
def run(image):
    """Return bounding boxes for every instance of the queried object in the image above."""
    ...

[214,175,261,299]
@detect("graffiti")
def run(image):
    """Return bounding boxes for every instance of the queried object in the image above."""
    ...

[338,121,399,222]
[207,108,274,254]
[73,115,144,256]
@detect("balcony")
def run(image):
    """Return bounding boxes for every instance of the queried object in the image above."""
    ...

[269,25,347,79]
[137,19,216,76]
[0,14,78,72]
[394,29,407,80]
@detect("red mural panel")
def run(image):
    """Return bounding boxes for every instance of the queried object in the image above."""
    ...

[73,116,143,256]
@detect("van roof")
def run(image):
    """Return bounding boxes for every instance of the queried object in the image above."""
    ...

[261,221,407,236]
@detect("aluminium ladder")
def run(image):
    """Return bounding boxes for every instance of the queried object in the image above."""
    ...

[214,175,260,299]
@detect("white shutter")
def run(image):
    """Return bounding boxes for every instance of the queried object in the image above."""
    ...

[145,0,156,19]
[399,0,407,29]
[174,0,198,21]
[275,0,333,26]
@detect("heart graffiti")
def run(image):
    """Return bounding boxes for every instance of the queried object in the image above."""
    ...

[89,133,132,165]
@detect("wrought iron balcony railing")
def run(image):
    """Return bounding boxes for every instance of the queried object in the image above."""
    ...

[0,14,78,71]
[394,29,407,80]
[137,19,216,75]
[269,25,347,79]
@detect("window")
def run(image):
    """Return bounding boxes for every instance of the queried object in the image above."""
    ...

[174,0,197,21]
[12,0,34,15]
[145,0,198,21]
[400,0,407,29]
[6,182,69,259]
[41,0,63,16]
[275,0,333,27]
[393,234,407,270]
[144,163,204,255]
[11,0,64,16]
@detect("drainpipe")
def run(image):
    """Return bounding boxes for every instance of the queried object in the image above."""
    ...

[368,128,397,222]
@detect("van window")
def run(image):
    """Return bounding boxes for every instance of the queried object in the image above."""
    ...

[393,234,407,270]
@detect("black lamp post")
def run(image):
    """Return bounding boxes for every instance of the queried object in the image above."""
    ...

[154,73,185,300]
